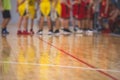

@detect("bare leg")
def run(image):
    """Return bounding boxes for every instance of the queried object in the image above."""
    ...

[62,19,65,28]
[47,16,52,30]
[85,18,89,29]
[89,19,93,30]
[2,18,10,29]
[63,19,71,34]
[64,19,69,29]
[1,18,10,34]
[30,19,35,34]
[23,16,28,31]
[30,19,34,30]
[39,16,44,30]
[17,16,23,31]
[81,19,85,30]
[55,18,60,30]
[78,20,81,29]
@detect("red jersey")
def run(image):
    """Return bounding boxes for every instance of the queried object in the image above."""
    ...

[77,0,87,19]
[72,0,80,18]
[100,0,109,18]
[86,0,94,18]
[61,0,71,18]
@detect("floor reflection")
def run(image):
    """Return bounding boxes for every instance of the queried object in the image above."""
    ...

[0,36,11,79]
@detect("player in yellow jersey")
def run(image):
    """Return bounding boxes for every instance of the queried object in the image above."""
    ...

[37,0,53,35]
[17,0,29,35]
[27,0,39,35]
[17,0,38,35]
[51,0,61,35]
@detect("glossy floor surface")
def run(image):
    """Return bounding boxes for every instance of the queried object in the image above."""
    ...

[0,26,120,80]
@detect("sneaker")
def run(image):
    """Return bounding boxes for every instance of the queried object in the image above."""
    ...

[63,28,71,35]
[76,29,83,34]
[86,29,93,35]
[74,26,78,32]
[22,30,30,35]
[30,29,34,35]
[48,30,53,35]
[54,30,60,36]
[37,30,43,35]
[17,30,22,35]
[2,29,9,35]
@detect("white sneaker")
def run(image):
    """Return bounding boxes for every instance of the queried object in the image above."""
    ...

[54,30,61,36]
[37,30,43,35]
[48,31,53,35]
[76,29,83,34]
[86,30,93,35]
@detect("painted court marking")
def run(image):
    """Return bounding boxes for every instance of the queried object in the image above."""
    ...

[0,61,120,73]
[38,37,119,80]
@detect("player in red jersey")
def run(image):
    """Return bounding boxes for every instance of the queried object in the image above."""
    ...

[99,0,110,33]
[72,0,81,33]
[85,0,94,35]
[61,0,72,34]
[76,0,87,34]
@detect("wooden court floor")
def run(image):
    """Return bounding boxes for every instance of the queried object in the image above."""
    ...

[0,25,120,80]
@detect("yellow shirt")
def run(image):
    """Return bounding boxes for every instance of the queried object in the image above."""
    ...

[52,0,61,16]
[18,0,26,9]
[41,0,50,2]
[18,0,35,8]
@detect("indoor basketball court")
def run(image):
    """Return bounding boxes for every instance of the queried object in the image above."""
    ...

[0,25,120,80]
[0,0,120,80]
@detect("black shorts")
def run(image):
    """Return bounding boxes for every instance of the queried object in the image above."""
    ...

[2,10,11,19]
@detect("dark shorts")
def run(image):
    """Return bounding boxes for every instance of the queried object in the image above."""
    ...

[2,10,11,19]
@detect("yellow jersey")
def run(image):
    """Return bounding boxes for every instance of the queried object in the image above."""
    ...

[17,0,26,16]
[41,0,50,2]
[52,0,61,16]
[18,0,36,18]
[40,0,51,16]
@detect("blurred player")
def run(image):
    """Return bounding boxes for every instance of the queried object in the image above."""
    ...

[37,0,53,35]
[17,0,38,35]
[85,0,94,35]
[51,0,61,35]
[0,0,11,35]
[61,0,72,34]
[17,0,29,35]
[99,0,110,33]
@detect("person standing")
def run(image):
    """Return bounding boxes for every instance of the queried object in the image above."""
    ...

[37,0,53,35]
[85,0,94,35]
[99,0,110,33]
[27,0,38,35]
[51,0,61,35]
[17,0,29,35]
[72,0,81,33]
[93,0,101,31]
[17,0,38,35]
[0,0,11,35]
[61,0,72,34]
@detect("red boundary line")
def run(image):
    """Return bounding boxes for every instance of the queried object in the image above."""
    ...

[39,37,118,80]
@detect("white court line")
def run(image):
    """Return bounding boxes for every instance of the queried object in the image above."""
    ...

[0,61,120,73]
